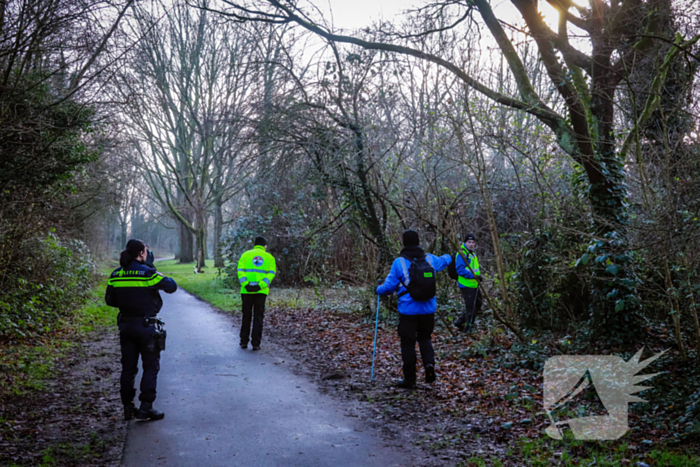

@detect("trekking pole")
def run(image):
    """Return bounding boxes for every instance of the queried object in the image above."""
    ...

[371,294,380,382]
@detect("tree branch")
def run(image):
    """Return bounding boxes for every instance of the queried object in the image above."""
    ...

[204,0,564,127]
[620,34,700,158]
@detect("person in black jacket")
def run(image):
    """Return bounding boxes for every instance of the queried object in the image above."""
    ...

[106,239,177,421]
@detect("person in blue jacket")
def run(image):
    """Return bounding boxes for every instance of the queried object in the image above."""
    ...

[376,230,452,388]
[106,239,177,421]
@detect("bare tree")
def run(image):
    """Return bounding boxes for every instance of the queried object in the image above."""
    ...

[116,1,256,269]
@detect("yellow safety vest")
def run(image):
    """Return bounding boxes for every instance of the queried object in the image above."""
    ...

[237,246,277,295]
[457,245,480,289]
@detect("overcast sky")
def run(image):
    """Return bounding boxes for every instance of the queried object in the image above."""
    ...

[318,0,561,35]
[319,0,415,30]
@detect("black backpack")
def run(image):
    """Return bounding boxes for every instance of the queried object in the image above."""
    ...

[398,256,436,301]
[447,253,459,280]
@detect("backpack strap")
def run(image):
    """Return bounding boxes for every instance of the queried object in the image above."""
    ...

[397,257,412,297]
[397,255,434,298]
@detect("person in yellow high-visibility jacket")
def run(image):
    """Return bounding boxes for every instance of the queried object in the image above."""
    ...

[454,233,482,333]
[237,236,277,350]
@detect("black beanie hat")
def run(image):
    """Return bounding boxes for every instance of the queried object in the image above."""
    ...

[464,233,476,242]
[403,229,420,247]
[254,236,268,246]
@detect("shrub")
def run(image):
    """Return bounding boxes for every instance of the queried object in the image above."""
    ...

[0,232,95,338]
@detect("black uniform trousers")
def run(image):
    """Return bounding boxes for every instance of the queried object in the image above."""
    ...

[459,287,483,329]
[240,293,267,347]
[397,313,435,384]
[119,321,160,404]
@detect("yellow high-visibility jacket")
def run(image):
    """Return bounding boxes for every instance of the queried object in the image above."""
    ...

[237,245,277,295]
[456,245,480,289]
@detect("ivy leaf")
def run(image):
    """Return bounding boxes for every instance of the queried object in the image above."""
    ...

[576,253,590,267]
[615,299,626,312]
[595,254,610,264]
[606,264,620,275]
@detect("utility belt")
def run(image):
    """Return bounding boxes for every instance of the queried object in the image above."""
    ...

[117,313,157,324]
[117,313,167,351]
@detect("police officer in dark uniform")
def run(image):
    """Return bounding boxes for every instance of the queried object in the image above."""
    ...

[105,239,177,421]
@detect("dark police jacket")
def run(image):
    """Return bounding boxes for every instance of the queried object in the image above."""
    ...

[105,260,177,317]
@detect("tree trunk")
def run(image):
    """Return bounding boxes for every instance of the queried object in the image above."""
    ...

[349,125,391,276]
[202,219,208,262]
[691,294,700,361]
[664,257,687,361]
[120,220,128,250]
[214,198,224,268]
[194,233,205,271]
[194,210,207,272]
[178,219,194,263]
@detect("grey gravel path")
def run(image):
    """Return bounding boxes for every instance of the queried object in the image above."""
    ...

[121,289,412,467]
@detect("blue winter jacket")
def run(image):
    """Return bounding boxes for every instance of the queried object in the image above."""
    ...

[376,247,452,315]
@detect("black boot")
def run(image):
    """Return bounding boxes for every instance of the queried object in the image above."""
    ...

[425,364,436,383]
[124,401,137,421]
[136,401,165,421]
[454,313,465,330]
[395,379,417,389]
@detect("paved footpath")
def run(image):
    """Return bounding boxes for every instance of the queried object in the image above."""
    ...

[122,289,411,466]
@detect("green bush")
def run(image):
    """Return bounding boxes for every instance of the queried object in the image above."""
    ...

[0,232,95,338]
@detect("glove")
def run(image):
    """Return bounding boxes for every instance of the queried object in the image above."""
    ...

[245,284,262,293]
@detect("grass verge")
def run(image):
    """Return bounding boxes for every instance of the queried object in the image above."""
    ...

[155,259,372,315]
[508,434,700,466]
[155,259,241,312]
[1,262,125,467]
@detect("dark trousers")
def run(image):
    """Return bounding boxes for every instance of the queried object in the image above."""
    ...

[119,322,160,404]
[458,287,483,329]
[397,314,435,384]
[240,293,267,347]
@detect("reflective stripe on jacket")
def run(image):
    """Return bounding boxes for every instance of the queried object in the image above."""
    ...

[455,245,480,289]
[237,245,277,295]
[105,261,177,316]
